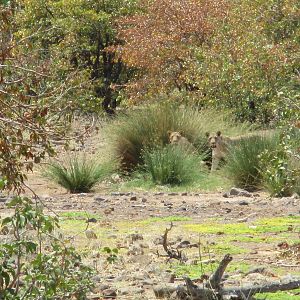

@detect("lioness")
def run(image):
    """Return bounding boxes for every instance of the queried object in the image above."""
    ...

[167,131,196,153]
[206,131,230,171]
[206,130,275,171]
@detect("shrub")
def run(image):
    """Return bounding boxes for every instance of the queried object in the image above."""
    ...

[141,145,206,185]
[107,102,249,171]
[43,154,113,193]
[224,134,279,190]
[259,127,300,197]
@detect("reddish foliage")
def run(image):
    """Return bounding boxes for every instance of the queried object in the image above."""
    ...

[115,0,227,99]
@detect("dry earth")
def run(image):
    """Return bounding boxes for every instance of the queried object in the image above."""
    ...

[1,120,300,299]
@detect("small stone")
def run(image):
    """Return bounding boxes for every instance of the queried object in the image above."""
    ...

[168,192,178,196]
[130,196,137,201]
[99,284,110,291]
[85,229,97,239]
[181,192,188,196]
[119,288,130,295]
[238,200,249,206]
[92,275,101,283]
[154,192,164,196]
[94,196,107,202]
[141,198,147,203]
[177,240,191,249]
[87,218,97,223]
[102,288,117,298]
[223,192,230,198]
[153,236,164,245]
[126,233,144,242]
[229,187,252,197]
[178,207,187,211]
[110,192,120,196]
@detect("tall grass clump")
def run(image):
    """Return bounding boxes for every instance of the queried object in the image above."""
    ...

[142,145,206,185]
[107,102,250,171]
[224,133,279,190]
[43,155,113,193]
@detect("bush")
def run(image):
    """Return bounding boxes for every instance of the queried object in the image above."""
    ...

[107,102,249,171]
[224,133,279,190]
[43,154,113,193]
[259,127,300,197]
[141,145,206,185]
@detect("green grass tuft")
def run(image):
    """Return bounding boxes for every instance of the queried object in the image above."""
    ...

[141,145,207,186]
[43,154,113,193]
[224,133,279,190]
[107,103,250,171]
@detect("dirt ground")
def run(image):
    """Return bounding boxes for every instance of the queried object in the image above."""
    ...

[1,123,300,299]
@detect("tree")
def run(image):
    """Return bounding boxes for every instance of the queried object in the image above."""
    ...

[0,3,78,191]
[116,0,227,102]
[16,0,139,114]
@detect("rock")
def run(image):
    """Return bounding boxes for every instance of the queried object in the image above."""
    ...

[229,187,252,197]
[118,288,130,295]
[127,244,144,256]
[94,196,107,202]
[110,192,121,196]
[177,240,191,249]
[181,192,188,196]
[168,192,178,196]
[178,206,187,211]
[87,218,97,223]
[92,275,101,283]
[85,229,97,239]
[99,284,110,291]
[126,233,144,243]
[130,196,137,201]
[153,236,164,245]
[102,288,117,298]
[154,192,164,196]
[238,200,249,205]
[141,197,147,203]
[153,284,177,298]
[223,192,230,198]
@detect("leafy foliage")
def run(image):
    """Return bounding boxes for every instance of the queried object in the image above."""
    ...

[116,0,227,101]
[16,0,139,114]
[259,126,300,196]
[142,145,206,185]
[0,4,75,191]
[0,197,94,299]
[43,154,113,193]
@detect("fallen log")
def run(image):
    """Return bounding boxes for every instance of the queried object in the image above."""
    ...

[153,254,300,299]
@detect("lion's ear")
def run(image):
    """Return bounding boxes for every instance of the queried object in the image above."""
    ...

[179,130,184,135]
[167,131,172,137]
[216,131,222,136]
[205,132,210,138]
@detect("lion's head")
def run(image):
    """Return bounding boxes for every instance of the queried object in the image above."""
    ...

[206,131,223,149]
[168,131,184,144]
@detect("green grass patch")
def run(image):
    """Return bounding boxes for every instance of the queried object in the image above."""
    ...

[139,216,192,225]
[169,262,219,279]
[60,211,101,220]
[185,216,300,235]
[112,172,231,193]
[256,289,300,300]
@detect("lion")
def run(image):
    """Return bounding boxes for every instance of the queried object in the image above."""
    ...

[206,131,230,171]
[167,131,196,153]
[206,130,275,171]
